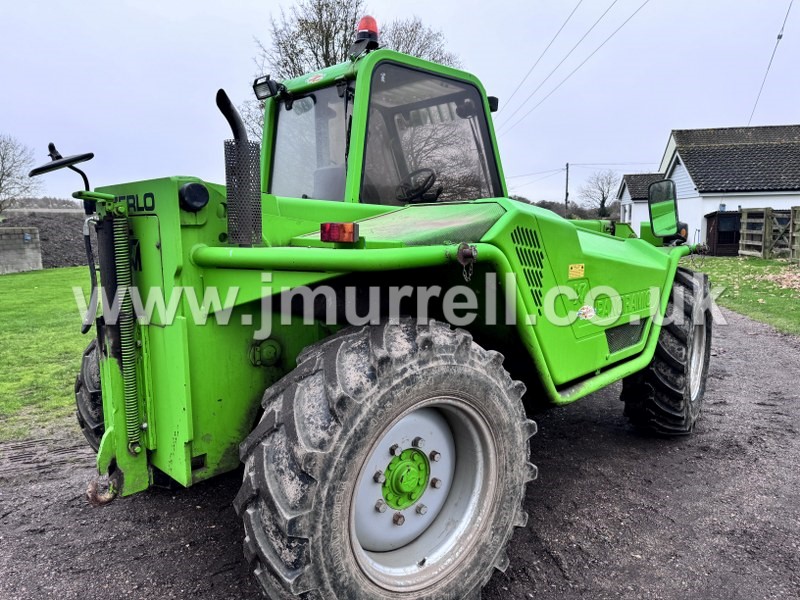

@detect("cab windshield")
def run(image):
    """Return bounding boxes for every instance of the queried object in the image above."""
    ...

[362,63,501,205]
[270,85,350,201]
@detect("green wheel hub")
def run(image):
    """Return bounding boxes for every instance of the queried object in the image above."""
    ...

[382,448,430,510]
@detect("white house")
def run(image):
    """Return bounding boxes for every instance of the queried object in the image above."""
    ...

[618,173,663,235]
[619,124,800,242]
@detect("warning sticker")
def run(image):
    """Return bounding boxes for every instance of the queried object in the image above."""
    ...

[306,73,325,84]
[568,263,585,279]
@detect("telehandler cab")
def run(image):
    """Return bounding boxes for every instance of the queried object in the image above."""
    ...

[30,16,711,599]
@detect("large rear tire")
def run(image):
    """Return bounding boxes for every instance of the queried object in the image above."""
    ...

[75,338,104,451]
[235,319,537,599]
[621,267,712,435]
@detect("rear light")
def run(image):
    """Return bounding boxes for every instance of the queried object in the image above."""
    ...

[320,222,359,243]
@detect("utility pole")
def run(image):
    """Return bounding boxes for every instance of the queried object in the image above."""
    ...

[564,162,569,217]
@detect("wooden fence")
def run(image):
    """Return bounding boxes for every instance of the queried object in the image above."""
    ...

[791,207,800,262]
[739,208,792,258]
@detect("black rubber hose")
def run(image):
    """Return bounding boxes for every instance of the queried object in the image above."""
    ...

[216,89,248,142]
[81,227,98,335]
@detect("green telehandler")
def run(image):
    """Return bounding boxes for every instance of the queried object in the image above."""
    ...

[30,16,711,599]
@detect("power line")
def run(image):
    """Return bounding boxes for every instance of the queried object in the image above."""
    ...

[500,0,653,135]
[496,0,621,132]
[748,0,794,125]
[571,161,658,166]
[501,1,585,112]
[506,167,565,179]
[509,169,566,188]
[571,162,658,169]
[507,162,655,180]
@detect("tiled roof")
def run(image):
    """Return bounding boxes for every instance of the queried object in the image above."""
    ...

[621,173,664,201]
[673,125,800,146]
[672,125,800,193]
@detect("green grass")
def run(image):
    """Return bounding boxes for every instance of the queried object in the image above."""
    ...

[0,267,89,440]
[685,256,800,335]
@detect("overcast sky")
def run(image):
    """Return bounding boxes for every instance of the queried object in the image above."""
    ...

[2,0,797,203]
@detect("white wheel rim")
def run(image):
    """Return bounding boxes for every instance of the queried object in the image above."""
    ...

[354,408,455,552]
[350,396,498,592]
[689,321,707,401]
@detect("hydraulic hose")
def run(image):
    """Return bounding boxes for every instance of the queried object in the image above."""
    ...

[81,217,98,335]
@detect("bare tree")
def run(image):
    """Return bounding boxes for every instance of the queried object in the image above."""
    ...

[241,0,461,139]
[240,98,269,141]
[578,169,619,218]
[257,0,367,81]
[379,17,460,70]
[606,199,621,220]
[0,135,40,216]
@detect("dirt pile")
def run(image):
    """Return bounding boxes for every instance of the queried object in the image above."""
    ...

[1,211,90,268]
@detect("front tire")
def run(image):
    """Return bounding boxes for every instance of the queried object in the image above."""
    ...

[235,319,537,599]
[75,338,104,451]
[621,267,712,435]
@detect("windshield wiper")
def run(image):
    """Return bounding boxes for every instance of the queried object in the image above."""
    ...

[338,80,354,164]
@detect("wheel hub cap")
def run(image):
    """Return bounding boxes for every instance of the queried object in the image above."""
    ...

[383,449,429,510]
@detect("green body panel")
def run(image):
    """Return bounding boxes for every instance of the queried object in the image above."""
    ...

[262,195,394,246]
[295,201,506,247]
[639,222,663,246]
[612,222,637,239]
[80,48,687,495]
[484,200,673,385]
[570,219,614,235]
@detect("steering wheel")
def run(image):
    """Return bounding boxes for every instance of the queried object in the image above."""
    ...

[396,168,437,203]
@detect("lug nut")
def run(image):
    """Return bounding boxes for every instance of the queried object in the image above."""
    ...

[416,504,428,515]
[431,478,442,489]
[412,437,425,448]
[375,500,387,513]
[373,471,386,484]
[389,444,402,456]
[393,512,406,526]
[429,450,441,462]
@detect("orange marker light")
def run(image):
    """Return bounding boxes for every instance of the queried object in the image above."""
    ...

[320,222,359,243]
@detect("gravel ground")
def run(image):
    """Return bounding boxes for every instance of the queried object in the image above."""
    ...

[1,308,798,600]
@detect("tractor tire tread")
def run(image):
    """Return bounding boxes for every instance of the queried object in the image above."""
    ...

[236,319,534,599]
[621,267,712,435]
[75,338,104,451]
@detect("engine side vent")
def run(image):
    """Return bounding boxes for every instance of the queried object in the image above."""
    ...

[510,226,545,316]
[605,320,647,354]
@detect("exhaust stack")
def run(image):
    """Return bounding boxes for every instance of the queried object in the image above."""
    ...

[216,89,262,246]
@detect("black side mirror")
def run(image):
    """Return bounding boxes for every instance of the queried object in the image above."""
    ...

[29,142,93,179]
[29,142,95,213]
[488,96,499,112]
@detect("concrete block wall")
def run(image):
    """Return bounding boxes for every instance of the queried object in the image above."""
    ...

[0,227,43,274]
